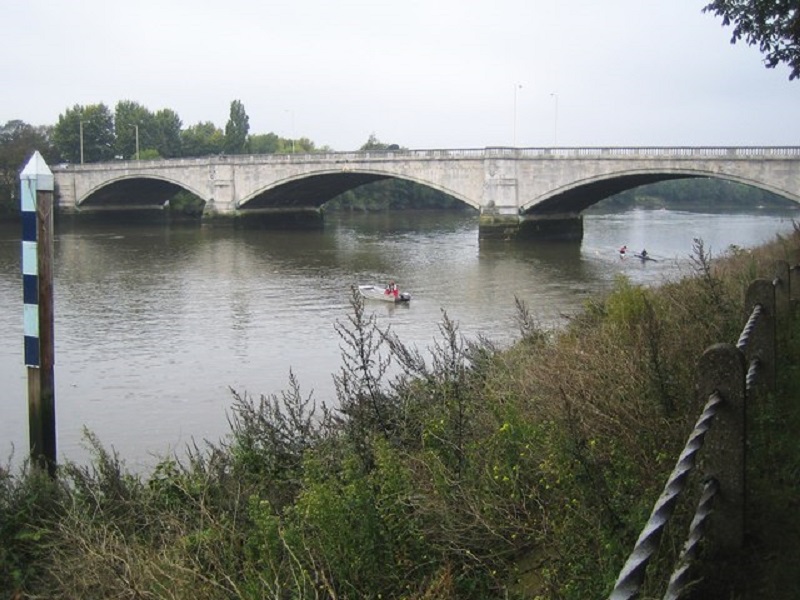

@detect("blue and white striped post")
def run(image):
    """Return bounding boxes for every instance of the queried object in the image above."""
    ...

[20,151,57,475]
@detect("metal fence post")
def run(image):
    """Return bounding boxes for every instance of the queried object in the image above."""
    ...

[743,279,776,392]
[697,343,746,554]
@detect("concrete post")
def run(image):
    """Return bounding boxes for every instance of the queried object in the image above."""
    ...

[697,343,746,553]
[790,265,800,317]
[773,261,790,327]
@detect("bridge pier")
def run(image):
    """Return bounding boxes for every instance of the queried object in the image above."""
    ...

[479,211,583,241]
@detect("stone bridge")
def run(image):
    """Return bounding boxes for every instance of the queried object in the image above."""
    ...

[51,146,800,239]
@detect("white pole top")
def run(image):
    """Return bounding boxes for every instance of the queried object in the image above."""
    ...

[20,150,54,191]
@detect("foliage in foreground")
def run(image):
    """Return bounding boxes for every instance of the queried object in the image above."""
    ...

[2,232,799,599]
[704,0,800,80]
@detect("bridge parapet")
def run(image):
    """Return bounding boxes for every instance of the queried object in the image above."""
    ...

[51,146,800,174]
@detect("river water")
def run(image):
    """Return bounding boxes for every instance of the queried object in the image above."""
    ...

[0,207,796,471]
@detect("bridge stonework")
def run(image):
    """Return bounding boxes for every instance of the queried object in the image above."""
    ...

[52,147,800,240]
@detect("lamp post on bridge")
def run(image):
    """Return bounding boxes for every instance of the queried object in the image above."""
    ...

[79,120,84,164]
[513,83,522,147]
[550,93,559,146]
[134,124,140,160]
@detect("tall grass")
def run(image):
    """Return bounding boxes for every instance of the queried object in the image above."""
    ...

[2,232,799,599]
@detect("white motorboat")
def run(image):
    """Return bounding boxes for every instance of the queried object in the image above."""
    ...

[358,284,411,303]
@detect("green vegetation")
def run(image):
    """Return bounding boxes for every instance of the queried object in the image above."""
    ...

[224,100,250,155]
[167,191,206,217]
[0,121,59,217]
[590,177,797,211]
[704,0,800,80]
[2,230,799,599]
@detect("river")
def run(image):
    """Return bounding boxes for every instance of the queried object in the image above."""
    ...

[0,206,796,471]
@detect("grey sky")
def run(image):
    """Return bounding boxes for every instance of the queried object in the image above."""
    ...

[3,0,799,151]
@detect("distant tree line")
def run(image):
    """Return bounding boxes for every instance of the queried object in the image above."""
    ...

[594,177,796,211]
[0,99,323,216]
[49,99,322,164]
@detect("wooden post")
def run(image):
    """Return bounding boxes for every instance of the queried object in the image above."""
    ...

[20,151,56,476]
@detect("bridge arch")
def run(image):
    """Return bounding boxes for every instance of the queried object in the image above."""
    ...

[77,173,209,209]
[519,168,800,215]
[238,169,480,211]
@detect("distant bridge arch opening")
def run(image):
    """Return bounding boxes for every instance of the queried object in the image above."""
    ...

[239,170,479,211]
[520,169,800,216]
[78,174,206,210]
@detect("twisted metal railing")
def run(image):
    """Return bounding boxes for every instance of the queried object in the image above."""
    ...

[662,478,720,600]
[608,267,785,600]
[738,303,764,393]
[608,393,723,600]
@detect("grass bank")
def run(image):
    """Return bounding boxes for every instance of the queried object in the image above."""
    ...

[2,232,799,599]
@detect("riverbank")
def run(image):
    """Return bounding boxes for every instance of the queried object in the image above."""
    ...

[2,230,799,598]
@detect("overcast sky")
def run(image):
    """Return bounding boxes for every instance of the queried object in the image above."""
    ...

[3,0,799,151]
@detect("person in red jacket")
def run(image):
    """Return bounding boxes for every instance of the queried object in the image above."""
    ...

[385,281,399,298]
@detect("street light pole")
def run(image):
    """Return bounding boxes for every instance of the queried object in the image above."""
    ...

[513,84,522,147]
[134,124,140,160]
[550,93,559,146]
[79,120,84,164]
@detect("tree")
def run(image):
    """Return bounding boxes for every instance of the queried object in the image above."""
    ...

[224,99,249,154]
[248,132,282,154]
[181,121,225,157]
[53,104,115,163]
[0,120,59,215]
[153,109,182,158]
[360,133,390,151]
[114,100,154,160]
[704,1,800,79]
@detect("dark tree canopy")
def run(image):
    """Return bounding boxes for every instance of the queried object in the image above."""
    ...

[154,109,183,158]
[704,1,800,79]
[224,99,250,154]
[115,100,154,160]
[181,121,225,157]
[53,104,116,164]
[0,121,59,215]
